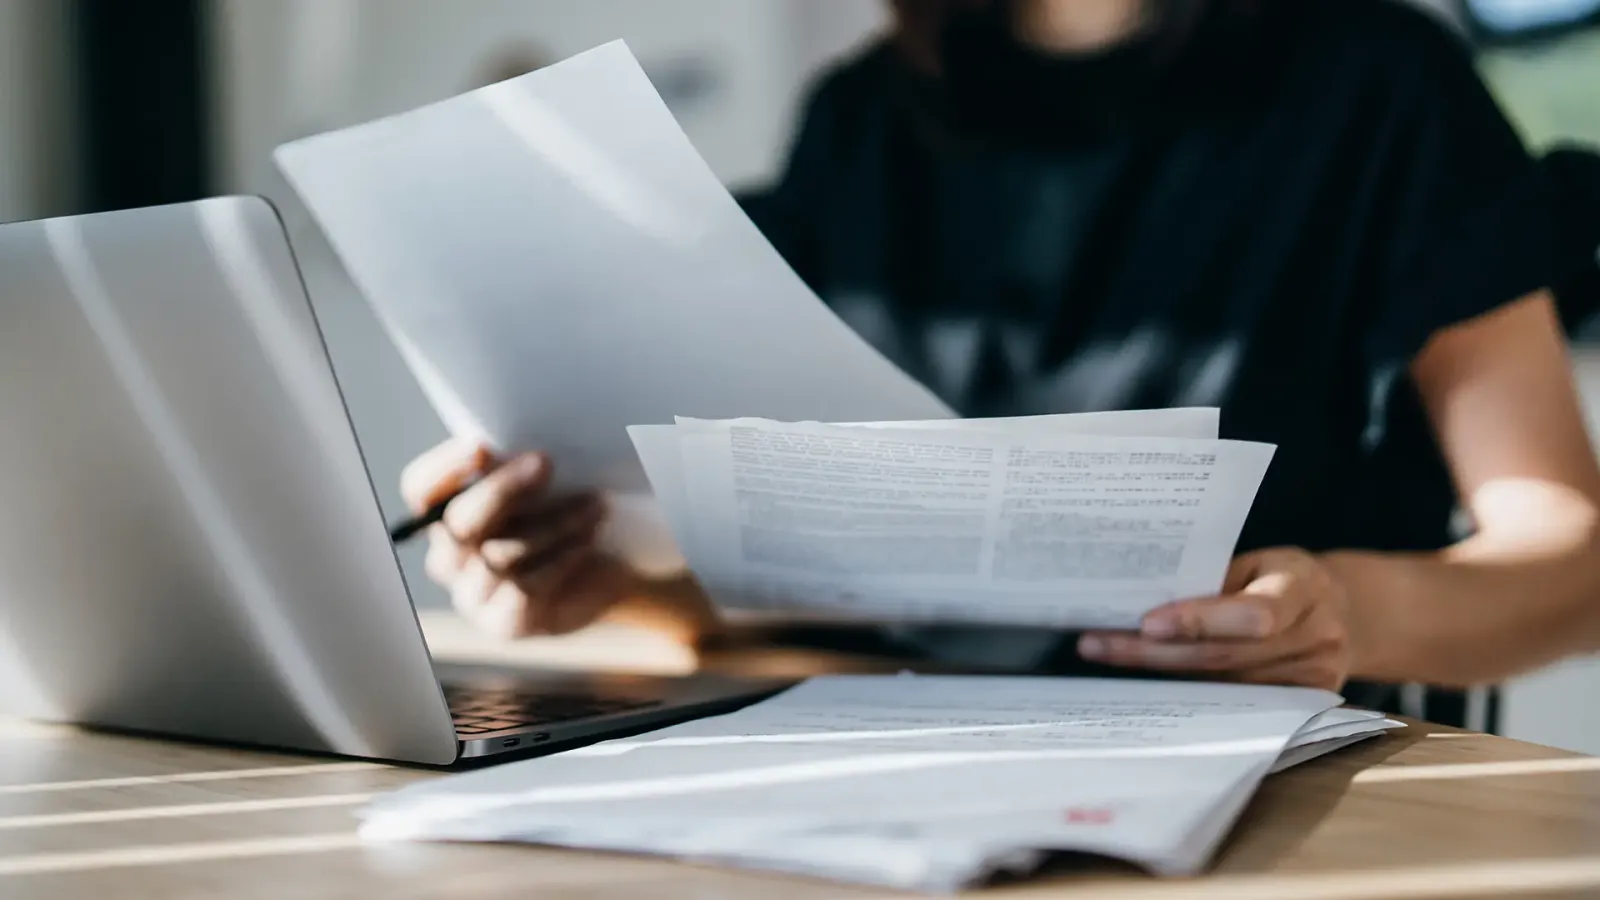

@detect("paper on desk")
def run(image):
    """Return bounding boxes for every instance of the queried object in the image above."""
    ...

[630,417,1273,630]
[273,41,951,496]
[1272,708,1405,774]
[360,676,1398,892]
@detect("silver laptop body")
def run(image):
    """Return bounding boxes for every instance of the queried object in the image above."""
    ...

[0,196,776,766]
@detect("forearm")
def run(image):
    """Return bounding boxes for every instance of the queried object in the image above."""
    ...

[1324,533,1600,687]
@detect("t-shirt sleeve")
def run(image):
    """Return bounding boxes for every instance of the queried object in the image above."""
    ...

[1363,24,1565,371]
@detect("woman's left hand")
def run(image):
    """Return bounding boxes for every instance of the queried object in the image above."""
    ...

[1076,548,1355,690]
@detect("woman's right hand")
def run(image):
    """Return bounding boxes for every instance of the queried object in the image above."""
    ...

[400,438,638,639]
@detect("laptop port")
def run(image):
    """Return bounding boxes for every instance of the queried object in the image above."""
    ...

[501,738,521,748]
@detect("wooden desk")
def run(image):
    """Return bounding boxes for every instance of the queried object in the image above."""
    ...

[0,615,1596,899]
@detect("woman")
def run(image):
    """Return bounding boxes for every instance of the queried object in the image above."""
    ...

[402,0,1600,700]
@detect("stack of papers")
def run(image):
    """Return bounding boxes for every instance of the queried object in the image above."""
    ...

[630,413,1274,630]
[359,676,1402,892]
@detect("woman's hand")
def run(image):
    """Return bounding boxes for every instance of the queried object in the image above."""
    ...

[400,438,639,640]
[1076,548,1355,690]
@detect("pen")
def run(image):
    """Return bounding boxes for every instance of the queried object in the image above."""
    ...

[388,486,470,544]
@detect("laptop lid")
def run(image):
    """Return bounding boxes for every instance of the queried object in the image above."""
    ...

[0,196,458,765]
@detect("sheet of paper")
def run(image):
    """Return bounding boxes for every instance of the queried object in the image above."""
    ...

[629,408,1221,577]
[274,40,952,495]
[1271,730,1395,774]
[1270,709,1405,774]
[642,418,1273,629]
[1289,708,1394,746]
[360,676,1354,890]
[847,408,1220,437]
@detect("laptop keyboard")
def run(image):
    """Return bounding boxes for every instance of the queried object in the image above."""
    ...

[444,685,662,736]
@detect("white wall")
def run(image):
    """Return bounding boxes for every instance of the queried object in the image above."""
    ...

[0,0,73,223]
[1504,656,1600,753]
[212,0,885,610]
[217,0,885,198]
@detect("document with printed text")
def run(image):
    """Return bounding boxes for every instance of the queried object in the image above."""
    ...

[359,676,1402,892]
[631,413,1275,630]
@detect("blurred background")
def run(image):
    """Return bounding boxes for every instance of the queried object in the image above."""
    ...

[1,0,1597,745]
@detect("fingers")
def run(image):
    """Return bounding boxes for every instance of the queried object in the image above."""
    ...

[1078,642,1347,690]
[1140,582,1313,642]
[401,437,498,513]
[474,574,550,641]
[422,474,616,640]
[446,547,622,640]
[447,550,573,640]
[442,452,553,545]
[433,505,613,640]
[1082,549,1343,672]
[423,525,469,587]
[448,554,505,629]
[476,495,605,575]
[1079,601,1347,674]
[1141,550,1323,641]
[1078,626,1305,673]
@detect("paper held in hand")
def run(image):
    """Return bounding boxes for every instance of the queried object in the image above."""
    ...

[273,40,952,497]
[358,675,1403,893]
[629,410,1275,631]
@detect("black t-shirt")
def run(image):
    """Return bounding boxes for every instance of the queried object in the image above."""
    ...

[738,0,1576,678]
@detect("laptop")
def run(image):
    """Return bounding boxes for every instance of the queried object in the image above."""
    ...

[0,196,783,766]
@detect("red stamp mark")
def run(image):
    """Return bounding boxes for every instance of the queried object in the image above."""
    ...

[1063,807,1115,825]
